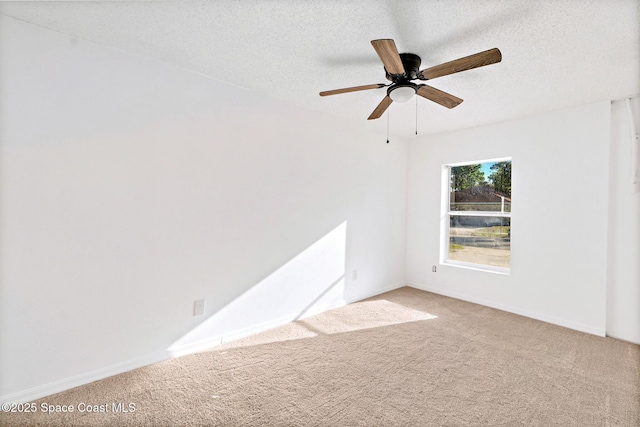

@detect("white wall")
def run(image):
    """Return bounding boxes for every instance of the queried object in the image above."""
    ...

[607,97,640,344]
[0,16,407,401]
[406,101,611,335]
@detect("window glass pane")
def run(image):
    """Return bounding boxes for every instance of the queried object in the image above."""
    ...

[448,216,510,268]
[450,161,511,212]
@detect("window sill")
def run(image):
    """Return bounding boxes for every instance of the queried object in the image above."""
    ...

[443,259,510,275]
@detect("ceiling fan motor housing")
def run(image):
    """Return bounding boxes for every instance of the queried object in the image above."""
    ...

[385,53,422,81]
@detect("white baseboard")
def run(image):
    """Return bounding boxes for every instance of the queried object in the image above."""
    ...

[348,281,407,303]
[408,282,606,337]
[0,352,170,405]
[166,336,224,358]
[218,281,406,345]
[1,281,406,405]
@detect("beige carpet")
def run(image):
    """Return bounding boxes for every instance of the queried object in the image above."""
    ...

[2,287,639,426]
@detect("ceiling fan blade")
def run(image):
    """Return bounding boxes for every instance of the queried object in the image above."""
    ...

[368,95,393,120]
[371,39,405,75]
[416,85,463,109]
[319,84,386,97]
[417,48,502,80]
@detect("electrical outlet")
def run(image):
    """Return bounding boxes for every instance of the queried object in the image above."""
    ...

[352,270,358,280]
[193,299,205,316]
[432,265,437,273]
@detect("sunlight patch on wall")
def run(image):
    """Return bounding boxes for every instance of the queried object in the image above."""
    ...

[167,222,347,357]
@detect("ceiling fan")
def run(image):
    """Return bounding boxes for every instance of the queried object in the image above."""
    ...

[320,39,502,120]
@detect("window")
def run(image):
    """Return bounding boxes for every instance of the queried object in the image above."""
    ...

[443,159,512,273]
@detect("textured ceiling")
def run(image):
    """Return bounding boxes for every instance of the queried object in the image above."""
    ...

[1,0,639,138]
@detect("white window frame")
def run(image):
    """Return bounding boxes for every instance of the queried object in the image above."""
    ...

[440,157,512,275]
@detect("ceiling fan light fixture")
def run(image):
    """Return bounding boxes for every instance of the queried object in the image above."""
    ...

[389,86,416,103]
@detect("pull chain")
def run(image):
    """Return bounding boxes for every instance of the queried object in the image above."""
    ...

[415,96,418,135]
[386,99,390,144]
